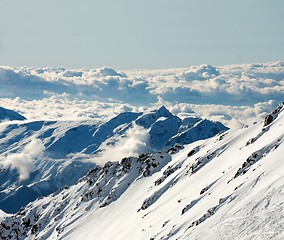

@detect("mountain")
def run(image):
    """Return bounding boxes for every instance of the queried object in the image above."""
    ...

[0,106,227,214]
[1,103,283,239]
[0,106,26,121]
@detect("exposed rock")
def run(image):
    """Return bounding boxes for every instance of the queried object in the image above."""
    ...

[167,144,184,155]
[263,114,274,127]
[263,102,284,127]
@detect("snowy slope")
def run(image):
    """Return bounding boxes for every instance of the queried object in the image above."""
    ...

[0,106,26,121]
[1,103,284,239]
[0,106,227,214]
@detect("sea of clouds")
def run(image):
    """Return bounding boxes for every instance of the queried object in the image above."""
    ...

[0,61,283,128]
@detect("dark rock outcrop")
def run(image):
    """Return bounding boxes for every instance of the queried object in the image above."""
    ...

[263,102,284,127]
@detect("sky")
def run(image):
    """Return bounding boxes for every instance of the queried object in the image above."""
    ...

[0,0,283,69]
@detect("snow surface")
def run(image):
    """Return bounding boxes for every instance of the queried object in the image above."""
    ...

[0,62,283,127]
[1,103,284,239]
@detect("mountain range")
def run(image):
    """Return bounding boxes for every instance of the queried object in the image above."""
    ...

[0,106,227,214]
[0,103,283,239]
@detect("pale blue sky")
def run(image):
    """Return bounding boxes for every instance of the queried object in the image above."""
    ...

[0,0,283,69]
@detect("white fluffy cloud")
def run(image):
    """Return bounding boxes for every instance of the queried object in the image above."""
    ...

[0,138,45,181]
[0,62,283,128]
[93,124,151,165]
[1,62,283,105]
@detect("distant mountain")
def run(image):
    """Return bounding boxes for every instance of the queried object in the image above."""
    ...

[0,106,26,121]
[0,106,227,213]
[1,103,284,240]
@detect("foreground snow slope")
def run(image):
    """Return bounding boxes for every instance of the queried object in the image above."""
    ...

[1,103,284,239]
[0,106,227,214]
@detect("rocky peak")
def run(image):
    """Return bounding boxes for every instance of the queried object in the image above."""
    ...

[154,106,173,118]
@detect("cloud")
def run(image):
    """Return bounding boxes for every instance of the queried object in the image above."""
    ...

[0,66,153,104]
[23,138,45,157]
[0,138,45,181]
[1,62,283,106]
[0,62,283,128]
[92,124,151,165]
[178,64,220,81]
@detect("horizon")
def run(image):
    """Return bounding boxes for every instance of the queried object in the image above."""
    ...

[1,60,284,72]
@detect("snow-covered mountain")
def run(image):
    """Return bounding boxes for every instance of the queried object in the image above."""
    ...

[1,103,284,239]
[0,106,227,214]
[0,106,26,121]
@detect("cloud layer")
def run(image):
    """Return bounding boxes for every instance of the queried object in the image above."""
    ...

[0,62,283,128]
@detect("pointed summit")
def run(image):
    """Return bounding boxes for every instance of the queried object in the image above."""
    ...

[154,106,173,118]
[135,106,175,128]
